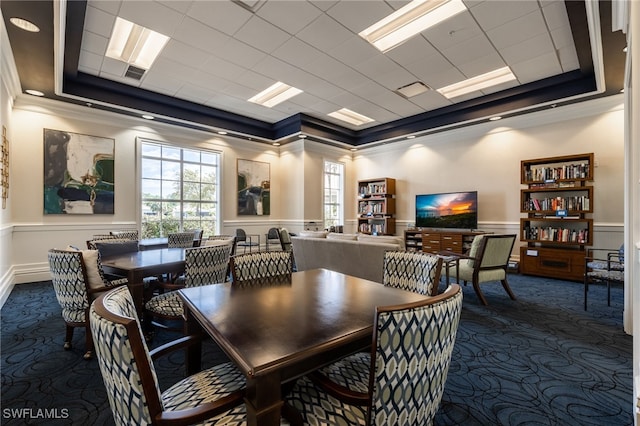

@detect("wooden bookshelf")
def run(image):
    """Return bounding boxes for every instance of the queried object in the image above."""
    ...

[519,153,594,281]
[357,178,396,235]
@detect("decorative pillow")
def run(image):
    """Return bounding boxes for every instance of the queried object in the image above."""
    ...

[326,233,358,240]
[65,246,105,290]
[298,230,328,238]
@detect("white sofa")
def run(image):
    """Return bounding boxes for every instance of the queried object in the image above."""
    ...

[291,232,404,283]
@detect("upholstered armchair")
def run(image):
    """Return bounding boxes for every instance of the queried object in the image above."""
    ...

[442,234,517,305]
[285,284,463,425]
[382,250,443,296]
[90,286,247,425]
[48,248,127,359]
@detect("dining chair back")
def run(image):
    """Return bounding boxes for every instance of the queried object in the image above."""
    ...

[286,284,463,425]
[230,251,293,282]
[109,229,139,240]
[278,228,292,252]
[584,245,625,310]
[266,227,281,251]
[185,228,204,246]
[90,286,247,425]
[88,238,139,258]
[383,250,443,296]
[144,244,233,329]
[48,248,127,359]
[167,232,195,248]
[235,228,259,253]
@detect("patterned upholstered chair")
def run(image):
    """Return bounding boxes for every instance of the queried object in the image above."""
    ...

[90,286,247,425]
[584,245,625,310]
[185,228,204,247]
[48,248,128,359]
[168,232,196,248]
[285,284,463,425]
[230,251,293,283]
[383,250,443,296]
[443,234,517,305]
[144,244,233,332]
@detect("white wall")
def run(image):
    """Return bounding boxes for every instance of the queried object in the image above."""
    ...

[354,95,625,252]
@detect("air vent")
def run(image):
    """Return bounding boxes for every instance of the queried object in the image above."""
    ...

[125,65,146,80]
[395,81,431,98]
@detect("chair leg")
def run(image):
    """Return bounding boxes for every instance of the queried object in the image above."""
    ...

[83,322,93,360]
[472,281,489,305]
[501,277,517,301]
[64,324,74,350]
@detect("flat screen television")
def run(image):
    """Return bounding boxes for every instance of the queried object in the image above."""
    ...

[415,191,478,230]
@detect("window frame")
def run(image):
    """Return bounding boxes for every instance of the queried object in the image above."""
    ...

[137,138,222,238]
[322,160,345,230]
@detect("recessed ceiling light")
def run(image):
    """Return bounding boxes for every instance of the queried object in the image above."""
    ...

[106,17,169,70]
[248,82,303,108]
[623,46,628,53]
[217,131,228,135]
[10,17,40,32]
[396,81,431,98]
[359,0,467,53]
[273,142,281,146]
[328,108,375,126]
[299,134,307,139]
[437,67,517,99]
[406,135,416,139]
[489,116,502,121]
[141,114,154,120]
[25,89,44,96]
[350,148,357,152]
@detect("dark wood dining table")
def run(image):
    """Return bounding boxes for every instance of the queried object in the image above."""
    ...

[179,268,428,426]
[101,247,187,313]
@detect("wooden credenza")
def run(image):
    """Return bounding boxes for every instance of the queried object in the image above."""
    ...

[405,229,486,254]
[519,246,585,282]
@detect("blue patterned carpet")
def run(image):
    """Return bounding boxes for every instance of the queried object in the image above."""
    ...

[1,274,632,425]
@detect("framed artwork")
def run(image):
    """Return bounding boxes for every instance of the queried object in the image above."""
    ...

[43,129,115,214]
[237,159,270,215]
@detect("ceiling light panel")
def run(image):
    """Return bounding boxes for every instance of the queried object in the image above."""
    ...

[396,81,431,98]
[106,17,169,70]
[359,0,467,53]
[328,108,375,126]
[248,82,303,107]
[437,67,517,99]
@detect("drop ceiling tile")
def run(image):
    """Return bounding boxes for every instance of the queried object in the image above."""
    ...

[550,25,575,50]
[296,14,353,52]
[186,1,252,36]
[158,1,194,14]
[558,45,580,72]
[252,55,305,83]
[305,54,356,84]
[352,55,400,82]
[325,0,394,33]
[200,56,247,82]
[214,38,267,69]
[500,33,555,66]
[189,71,233,92]
[309,1,339,12]
[479,79,519,95]
[404,54,464,89]
[80,31,109,56]
[327,35,380,68]
[99,57,128,77]
[256,1,323,35]
[161,40,210,71]
[289,74,344,100]
[84,5,116,38]
[442,35,495,68]
[406,91,453,111]
[175,83,217,105]
[511,52,563,84]
[487,9,546,50]
[353,84,424,117]
[385,37,439,68]
[219,80,261,101]
[542,1,571,31]
[78,50,103,73]
[173,17,231,55]
[233,70,278,92]
[272,37,323,69]
[100,69,142,87]
[421,10,484,51]
[118,0,184,36]
[470,0,540,31]
[234,16,291,54]
[88,0,122,16]
[456,51,505,78]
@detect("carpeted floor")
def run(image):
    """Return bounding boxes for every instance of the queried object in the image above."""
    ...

[1,273,632,425]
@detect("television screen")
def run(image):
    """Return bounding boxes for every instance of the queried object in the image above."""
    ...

[415,191,478,230]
